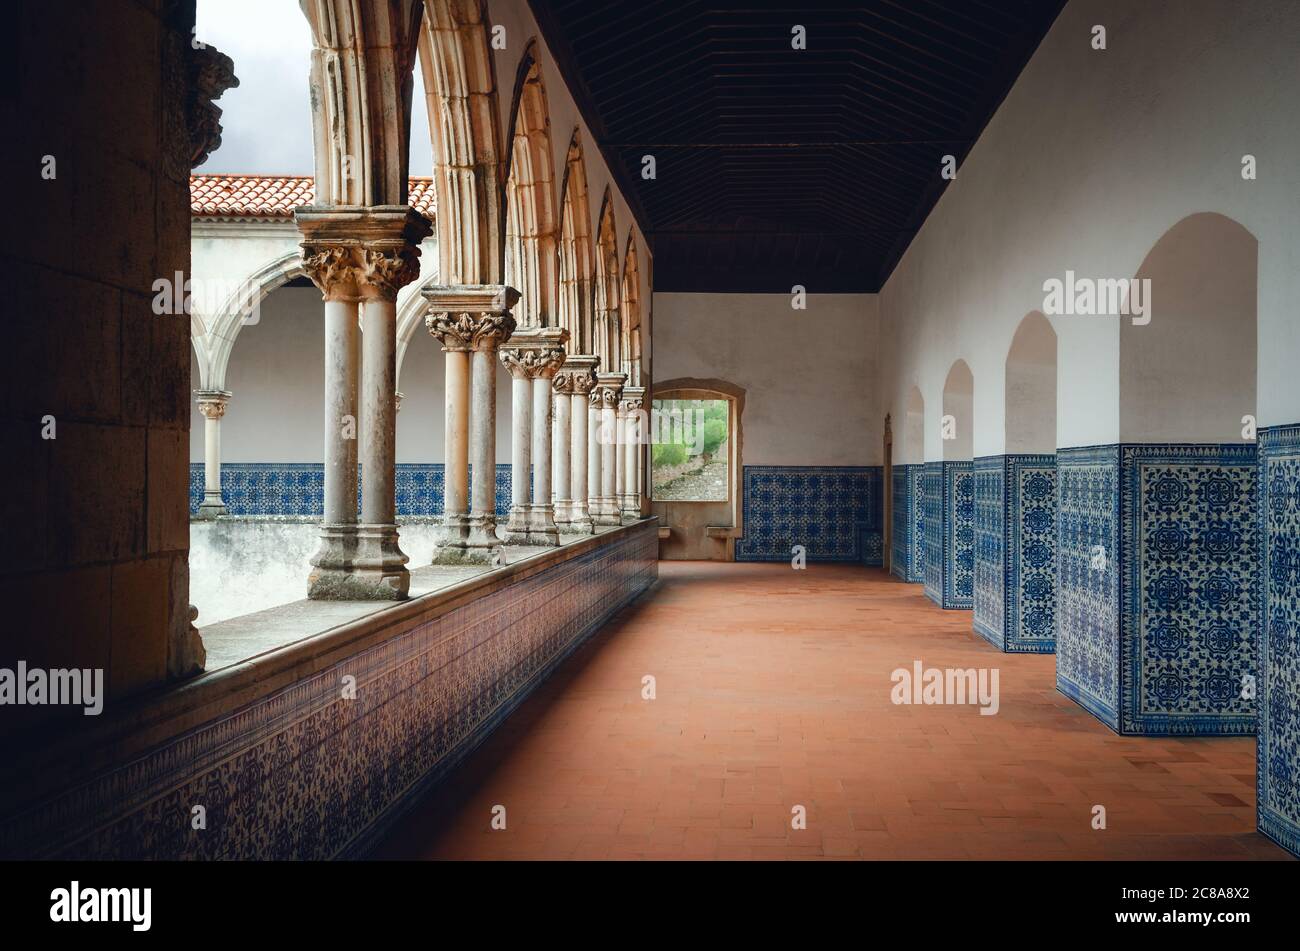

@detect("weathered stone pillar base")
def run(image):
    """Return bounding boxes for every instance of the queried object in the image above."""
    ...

[501,507,533,544]
[527,504,561,546]
[431,512,502,565]
[196,499,227,519]
[309,523,409,600]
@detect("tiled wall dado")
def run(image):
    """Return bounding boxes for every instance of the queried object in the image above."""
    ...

[922,461,974,609]
[1258,424,1300,858]
[189,463,515,518]
[735,466,883,564]
[0,524,659,860]
[1056,445,1258,736]
[973,455,1057,653]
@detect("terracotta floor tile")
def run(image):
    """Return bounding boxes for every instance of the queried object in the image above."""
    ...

[370,563,1296,861]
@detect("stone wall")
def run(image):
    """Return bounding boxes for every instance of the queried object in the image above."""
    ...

[2,0,199,730]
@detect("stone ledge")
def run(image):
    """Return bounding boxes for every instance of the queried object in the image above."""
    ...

[0,519,660,823]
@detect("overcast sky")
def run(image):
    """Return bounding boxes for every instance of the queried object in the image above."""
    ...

[195,0,434,177]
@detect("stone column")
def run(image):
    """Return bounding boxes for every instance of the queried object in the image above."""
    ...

[499,328,568,545]
[552,372,573,530]
[564,355,600,534]
[424,285,520,564]
[194,390,231,518]
[500,353,533,543]
[528,329,567,546]
[298,206,431,600]
[594,372,626,526]
[620,385,646,521]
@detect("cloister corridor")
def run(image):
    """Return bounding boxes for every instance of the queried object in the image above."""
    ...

[373,563,1286,861]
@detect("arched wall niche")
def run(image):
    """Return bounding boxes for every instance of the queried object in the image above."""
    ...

[942,359,974,461]
[1120,212,1257,444]
[1005,311,1057,455]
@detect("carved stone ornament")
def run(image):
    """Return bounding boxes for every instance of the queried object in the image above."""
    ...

[426,312,479,352]
[189,44,240,169]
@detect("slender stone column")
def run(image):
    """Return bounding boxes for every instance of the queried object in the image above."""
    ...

[298,205,430,600]
[564,356,600,534]
[594,372,626,526]
[529,330,567,545]
[499,328,568,545]
[423,286,519,564]
[620,385,646,521]
[194,390,231,518]
[552,373,573,529]
[500,355,533,543]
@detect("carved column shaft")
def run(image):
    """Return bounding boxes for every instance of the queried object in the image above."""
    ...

[195,390,231,518]
[620,386,646,521]
[499,328,568,546]
[424,285,520,565]
[594,372,627,526]
[565,356,600,535]
[298,206,430,600]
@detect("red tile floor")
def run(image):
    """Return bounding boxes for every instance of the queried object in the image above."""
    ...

[371,562,1292,860]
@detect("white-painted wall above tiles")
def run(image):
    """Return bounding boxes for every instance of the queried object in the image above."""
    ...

[878,0,1300,455]
[651,293,880,466]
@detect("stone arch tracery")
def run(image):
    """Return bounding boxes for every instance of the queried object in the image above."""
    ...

[557,128,594,352]
[594,188,620,374]
[621,233,642,385]
[502,39,559,328]
[416,0,505,285]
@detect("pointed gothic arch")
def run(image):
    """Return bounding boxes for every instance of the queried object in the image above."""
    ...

[557,128,594,352]
[594,187,620,373]
[501,39,559,327]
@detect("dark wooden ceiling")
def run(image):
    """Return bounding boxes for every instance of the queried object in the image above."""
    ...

[528,0,1066,293]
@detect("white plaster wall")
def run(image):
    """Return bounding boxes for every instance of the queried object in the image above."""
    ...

[652,293,879,466]
[1005,313,1057,455]
[878,0,1300,456]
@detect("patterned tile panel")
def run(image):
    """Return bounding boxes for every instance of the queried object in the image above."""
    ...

[190,464,514,518]
[910,466,926,583]
[1120,444,1257,735]
[922,462,944,604]
[890,465,913,580]
[0,525,660,860]
[1007,455,1057,653]
[973,457,1005,648]
[735,466,883,563]
[942,462,975,609]
[1259,423,1300,858]
[1056,446,1121,730]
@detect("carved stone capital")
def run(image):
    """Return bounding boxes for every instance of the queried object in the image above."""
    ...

[295,206,432,302]
[591,373,627,409]
[471,312,517,352]
[620,385,647,414]
[500,327,569,379]
[557,354,601,395]
[195,389,232,420]
[423,284,522,352]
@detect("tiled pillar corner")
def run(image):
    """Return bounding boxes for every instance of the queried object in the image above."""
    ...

[973,456,1006,647]
[942,461,974,609]
[1258,424,1300,858]
[1057,444,1258,735]
[890,464,913,580]
[1006,455,1057,652]
[974,454,1058,653]
[908,466,925,583]
[921,462,944,605]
